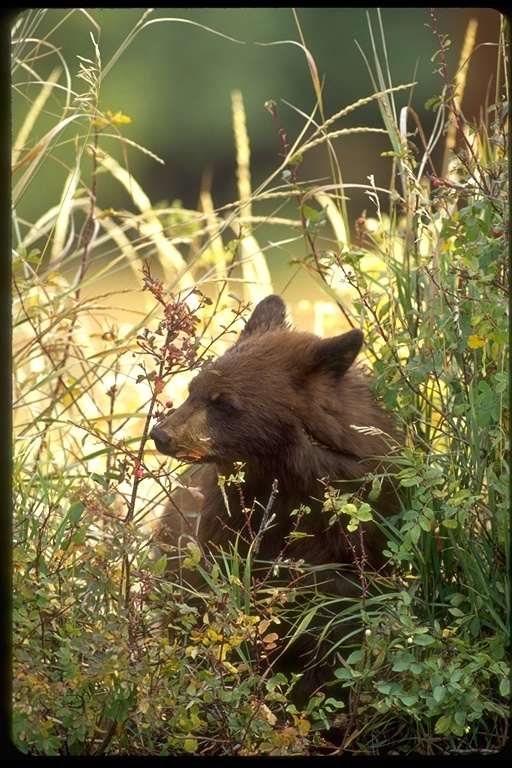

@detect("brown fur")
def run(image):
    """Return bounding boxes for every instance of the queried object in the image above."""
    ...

[150,295,401,704]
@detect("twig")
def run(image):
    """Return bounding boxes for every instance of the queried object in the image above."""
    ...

[249,479,278,566]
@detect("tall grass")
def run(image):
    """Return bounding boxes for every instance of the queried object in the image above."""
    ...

[12,8,508,756]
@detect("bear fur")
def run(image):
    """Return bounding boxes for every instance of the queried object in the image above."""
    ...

[150,295,401,705]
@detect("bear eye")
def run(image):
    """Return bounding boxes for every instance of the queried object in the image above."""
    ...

[209,392,236,413]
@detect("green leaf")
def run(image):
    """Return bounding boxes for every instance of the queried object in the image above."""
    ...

[391,654,416,672]
[67,501,85,524]
[356,503,374,522]
[409,523,422,545]
[413,633,435,646]
[153,554,167,576]
[399,695,419,707]
[334,668,354,680]
[434,714,452,735]
[184,738,198,753]
[441,518,458,529]
[433,685,446,702]
[346,649,364,664]
[400,477,421,488]
[301,204,321,222]
[490,637,505,661]
[91,473,108,488]
[71,526,88,545]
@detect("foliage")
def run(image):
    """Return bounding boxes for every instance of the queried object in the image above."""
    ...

[12,8,508,757]
[266,8,509,754]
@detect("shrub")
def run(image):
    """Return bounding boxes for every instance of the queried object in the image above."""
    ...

[12,8,509,756]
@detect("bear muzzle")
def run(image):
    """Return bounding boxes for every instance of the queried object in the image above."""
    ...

[149,426,173,454]
[150,424,213,462]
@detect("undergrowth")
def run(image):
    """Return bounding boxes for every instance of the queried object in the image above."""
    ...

[12,8,509,756]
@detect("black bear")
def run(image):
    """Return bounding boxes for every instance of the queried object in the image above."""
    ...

[150,295,401,705]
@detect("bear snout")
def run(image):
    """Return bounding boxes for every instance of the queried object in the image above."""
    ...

[149,426,172,453]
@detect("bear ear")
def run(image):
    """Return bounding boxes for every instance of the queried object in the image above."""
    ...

[239,294,288,340]
[308,328,364,378]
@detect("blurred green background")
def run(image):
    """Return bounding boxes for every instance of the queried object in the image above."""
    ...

[12,7,502,230]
